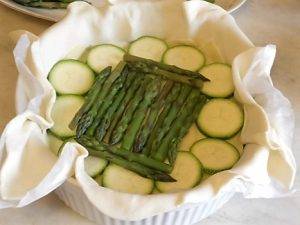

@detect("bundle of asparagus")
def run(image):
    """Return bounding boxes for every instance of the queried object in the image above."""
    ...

[13,0,79,9]
[13,0,214,9]
[70,54,207,181]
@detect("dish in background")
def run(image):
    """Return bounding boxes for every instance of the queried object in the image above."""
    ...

[215,0,247,13]
[0,0,247,22]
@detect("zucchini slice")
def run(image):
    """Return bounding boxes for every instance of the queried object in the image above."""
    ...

[156,152,202,193]
[200,63,234,98]
[49,59,95,95]
[179,124,206,151]
[94,175,103,186]
[129,36,168,62]
[227,133,244,154]
[47,133,63,156]
[201,173,211,181]
[163,45,205,71]
[50,95,84,138]
[87,44,125,73]
[84,156,108,177]
[197,99,244,139]
[57,138,76,156]
[191,138,240,174]
[152,187,161,194]
[102,164,154,195]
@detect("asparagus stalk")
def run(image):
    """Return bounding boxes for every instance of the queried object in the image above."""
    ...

[13,0,71,9]
[94,72,136,142]
[150,84,192,157]
[69,67,111,130]
[110,76,152,145]
[77,136,173,176]
[86,68,128,136]
[85,148,175,182]
[124,53,209,81]
[128,62,203,89]
[134,80,174,153]
[121,77,162,151]
[106,73,143,140]
[76,62,126,137]
[142,83,181,155]
[168,95,207,165]
[153,89,202,161]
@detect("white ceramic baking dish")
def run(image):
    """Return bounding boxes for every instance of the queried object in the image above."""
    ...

[55,178,234,225]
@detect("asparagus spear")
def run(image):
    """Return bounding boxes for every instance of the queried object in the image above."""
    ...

[13,0,73,8]
[142,83,181,155]
[150,84,192,157]
[121,77,162,151]
[134,80,174,153]
[106,73,143,139]
[128,61,204,89]
[85,148,175,182]
[69,67,111,130]
[124,54,209,81]
[86,68,128,136]
[153,89,202,161]
[168,95,207,165]
[77,136,174,179]
[76,62,125,137]
[94,72,136,142]
[110,76,152,145]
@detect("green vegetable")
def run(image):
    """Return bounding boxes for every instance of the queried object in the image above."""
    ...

[154,89,202,161]
[106,72,144,141]
[162,45,206,71]
[134,80,174,153]
[191,138,240,174]
[156,152,203,193]
[76,62,125,137]
[77,136,175,181]
[150,85,192,157]
[78,136,172,173]
[13,0,74,9]
[128,36,168,62]
[197,99,244,139]
[142,83,181,155]
[94,72,136,142]
[84,156,108,177]
[69,67,111,130]
[110,76,152,145]
[47,133,63,156]
[86,67,128,136]
[200,63,234,98]
[87,44,125,73]
[124,53,209,81]
[49,59,95,95]
[128,62,204,89]
[168,95,207,165]
[102,164,154,194]
[121,77,161,151]
[88,148,174,182]
[51,95,85,138]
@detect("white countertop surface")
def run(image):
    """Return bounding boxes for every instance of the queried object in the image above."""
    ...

[0,0,299,224]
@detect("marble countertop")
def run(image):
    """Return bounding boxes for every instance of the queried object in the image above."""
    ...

[0,0,299,224]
